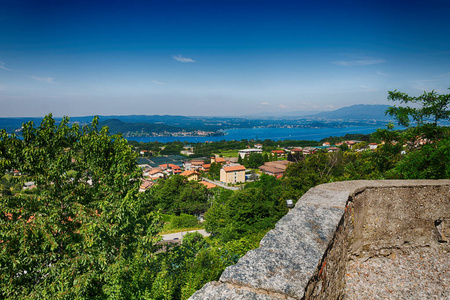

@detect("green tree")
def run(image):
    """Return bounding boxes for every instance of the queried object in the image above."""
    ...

[0,115,161,299]
[386,89,450,141]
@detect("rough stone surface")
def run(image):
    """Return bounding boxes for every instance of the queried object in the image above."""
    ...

[189,282,296,300]
[220,204,344,299]
[345,245,450,299]
[189,180,450,300]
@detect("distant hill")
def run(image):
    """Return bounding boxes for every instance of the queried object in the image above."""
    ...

[0,117,46,133]
[305,104,392,121]
[98,119,180,135]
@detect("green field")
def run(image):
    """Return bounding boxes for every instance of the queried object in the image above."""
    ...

[215,150,240,157]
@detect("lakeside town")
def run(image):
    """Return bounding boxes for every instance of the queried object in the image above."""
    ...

[136,139,380,193]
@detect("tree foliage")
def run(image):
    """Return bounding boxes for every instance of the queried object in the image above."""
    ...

[0,115,161,299]
[387,89,450,141]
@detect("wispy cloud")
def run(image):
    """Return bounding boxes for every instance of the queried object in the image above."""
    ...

[332,59,385,67]
[173,55,195,63]
[152,80,164,85]
[411,79,440,92]
[278,104,288,109]
[0,61,15,72]
[32,76,56,84]
[260,102,269,105]
[376,70,390,76]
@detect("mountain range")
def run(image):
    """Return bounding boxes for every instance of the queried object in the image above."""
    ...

[0,104,393,134]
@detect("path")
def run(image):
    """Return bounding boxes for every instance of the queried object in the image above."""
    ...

[162,229,210,241]
[201,177,242,190]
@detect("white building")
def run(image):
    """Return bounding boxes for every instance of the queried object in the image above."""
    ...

[238,148,263,159]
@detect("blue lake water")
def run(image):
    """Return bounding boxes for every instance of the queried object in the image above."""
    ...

[126,125,383,143]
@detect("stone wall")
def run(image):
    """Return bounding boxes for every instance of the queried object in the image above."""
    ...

[189,180,450,300]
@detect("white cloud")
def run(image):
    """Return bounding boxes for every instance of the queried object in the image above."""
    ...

[358,85,379,92]
[152,80,164,85]
[0,61,15,71]
[32,76,56,83]
[376,70,390,76]
[260,102,269,105]
[332,59,385,66]
[173,55,195,63]
[278,104,288,109]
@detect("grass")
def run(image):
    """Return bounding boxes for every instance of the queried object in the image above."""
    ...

[215,150,239,157]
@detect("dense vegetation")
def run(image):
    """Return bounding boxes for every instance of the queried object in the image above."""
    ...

[1,89,449,299]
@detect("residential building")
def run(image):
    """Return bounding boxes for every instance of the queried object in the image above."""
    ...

[328,147,340,153]
[202,164,211,172]
[148,169,165,179]
[369,143,378,150]
[211,156,226,164]
[238,149,263,159]
[259,161,292,177]
[290,148,303,154]
[220,164,246,184]
[139,179,155,192]
[183,160,204,171]
[180,170,200,181]
[271,150,285,157]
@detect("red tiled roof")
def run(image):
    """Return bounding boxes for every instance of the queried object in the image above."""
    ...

[149,169,164,175]
[199,181,217,189]
[180,170,199,177]
[223,165,246,172]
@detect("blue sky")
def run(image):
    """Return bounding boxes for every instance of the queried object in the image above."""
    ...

[0,0,449,117]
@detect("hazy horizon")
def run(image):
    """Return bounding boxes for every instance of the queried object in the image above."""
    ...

[1,0,449,117]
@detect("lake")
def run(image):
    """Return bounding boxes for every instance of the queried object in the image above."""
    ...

[126,125,383,143]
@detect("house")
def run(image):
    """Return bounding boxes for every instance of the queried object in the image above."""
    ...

[271,150,285,157]
[148,169,165,179]
[290,148,303,154]
[369,143,378,150]
[202,164,211,172]
[322,142,330,147]
[220,164,246,184]
[254,144,263,149]
[303,147,315,155]
[159,163,182,175]
[211,156,226,164]
[139,180,155,192]
[184,160,204,171]
[328,147,340,153]
[259,161,292,177]
[180,170,200,181]
[238,149,263,159]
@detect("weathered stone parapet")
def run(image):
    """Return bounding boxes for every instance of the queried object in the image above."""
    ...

[189,180,450,300]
